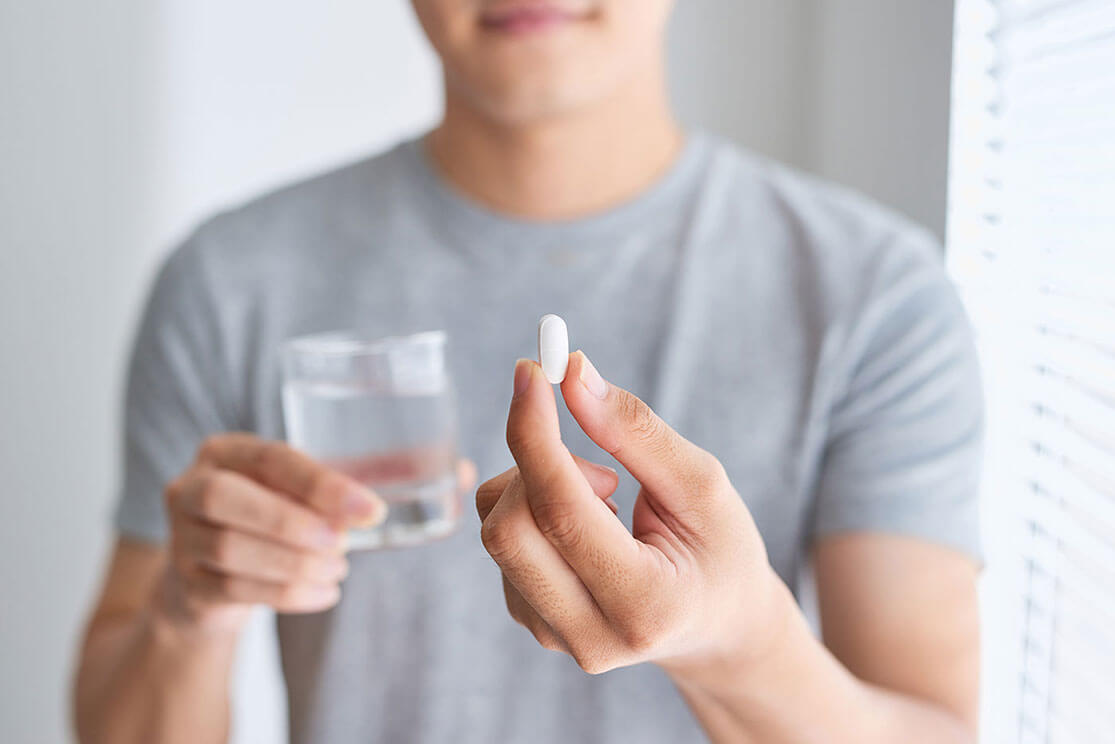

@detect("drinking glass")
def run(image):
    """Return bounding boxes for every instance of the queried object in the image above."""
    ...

[281,331,460,550]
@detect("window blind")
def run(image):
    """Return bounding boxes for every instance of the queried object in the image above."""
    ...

[947,1,1115,742]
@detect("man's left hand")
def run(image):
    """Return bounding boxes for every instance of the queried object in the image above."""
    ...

[476,352,790,675]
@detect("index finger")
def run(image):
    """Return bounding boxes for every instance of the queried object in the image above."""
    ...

[506,360,651,608]
[197,433,384,527]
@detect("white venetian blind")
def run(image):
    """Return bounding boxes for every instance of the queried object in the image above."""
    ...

[946,0,1115,742]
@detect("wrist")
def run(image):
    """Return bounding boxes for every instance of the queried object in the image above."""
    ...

[660,566,800,695]
[661,574,885,744]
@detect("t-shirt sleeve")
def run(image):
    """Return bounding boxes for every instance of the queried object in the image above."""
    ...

[114,229,238,543]
[811,236,984,562]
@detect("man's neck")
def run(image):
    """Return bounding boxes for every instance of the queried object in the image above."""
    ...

[425,67,682,221]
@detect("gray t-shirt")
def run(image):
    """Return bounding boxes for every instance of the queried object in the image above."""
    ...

[116,133,982,744]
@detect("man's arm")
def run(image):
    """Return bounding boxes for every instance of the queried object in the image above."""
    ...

[816,534,979,729]
[74,539,238,744]
[74,435,391,744]
[669,534,978,743]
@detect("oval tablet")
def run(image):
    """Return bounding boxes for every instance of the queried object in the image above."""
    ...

[538,314,570,384]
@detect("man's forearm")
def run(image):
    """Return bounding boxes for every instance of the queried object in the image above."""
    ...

[75,608,238,744]
[666,582,976,744]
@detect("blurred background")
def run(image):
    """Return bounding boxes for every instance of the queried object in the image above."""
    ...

[4,1,1110,742]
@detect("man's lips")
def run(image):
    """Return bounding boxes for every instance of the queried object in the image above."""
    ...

[479,3,589,34]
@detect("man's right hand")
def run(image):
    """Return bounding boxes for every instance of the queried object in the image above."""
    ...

[156,433,387,635]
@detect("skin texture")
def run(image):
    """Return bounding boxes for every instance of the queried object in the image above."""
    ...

[75,1,980,741]
[476,353,979,742]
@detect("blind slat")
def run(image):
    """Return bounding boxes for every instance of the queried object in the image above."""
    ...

[949,0,1115,741]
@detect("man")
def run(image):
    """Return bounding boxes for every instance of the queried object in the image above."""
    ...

[75,1,982,742]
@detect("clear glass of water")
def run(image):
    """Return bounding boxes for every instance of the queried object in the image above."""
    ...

[281,330,460,550]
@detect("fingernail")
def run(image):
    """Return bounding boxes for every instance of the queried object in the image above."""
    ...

[605,497,619,514]
[345,488,385,528]
[578,351,608,399]
[513,358,533,399]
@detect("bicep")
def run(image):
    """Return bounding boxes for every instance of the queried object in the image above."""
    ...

[814,532,980,730]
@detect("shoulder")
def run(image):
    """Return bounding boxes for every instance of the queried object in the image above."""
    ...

[695,133,962,341]
[700,132,944,287]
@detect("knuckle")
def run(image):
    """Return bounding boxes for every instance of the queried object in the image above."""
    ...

[236,493,265,529]
[208,531,237,564]
[531,499,581,549]
[507,603,528,627]
[252,440,285,475]
[529,625,563,653]
[615,610,669,655]
[480,517,522,564]
[537,634,564,653]
[618,624,657,655]
[618,391,649,430]
[163,477,183,510]
[572,649,613,676]
[507,602,528,627]
[690,452,729,494]
[514,608,562,652]
[705,455,730,489]
[474,480,503,517]
[197,435,226,463]
[504,426,527,457]
[505,423,545,462]
[621,393,665,446]
[270,509,299,541]
[195,471,227,515]
[519,611,542,635]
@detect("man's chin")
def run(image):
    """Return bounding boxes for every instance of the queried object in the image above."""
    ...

[462,76,610,127]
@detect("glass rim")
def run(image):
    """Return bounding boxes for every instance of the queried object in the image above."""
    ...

[282,329,448,358]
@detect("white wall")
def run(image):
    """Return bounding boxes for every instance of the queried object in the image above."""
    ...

[0,2,955,742]
[670,0,955,237]
[1,3,161,743]
[669,1,815,172]
[156,0,443,244]
[808,2,955,237]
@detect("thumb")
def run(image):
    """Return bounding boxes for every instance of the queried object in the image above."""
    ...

[560,351,728,506]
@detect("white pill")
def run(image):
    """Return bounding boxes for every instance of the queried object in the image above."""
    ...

[538,314,570,384]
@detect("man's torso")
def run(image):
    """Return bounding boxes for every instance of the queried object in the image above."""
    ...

[141,134,955,743]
